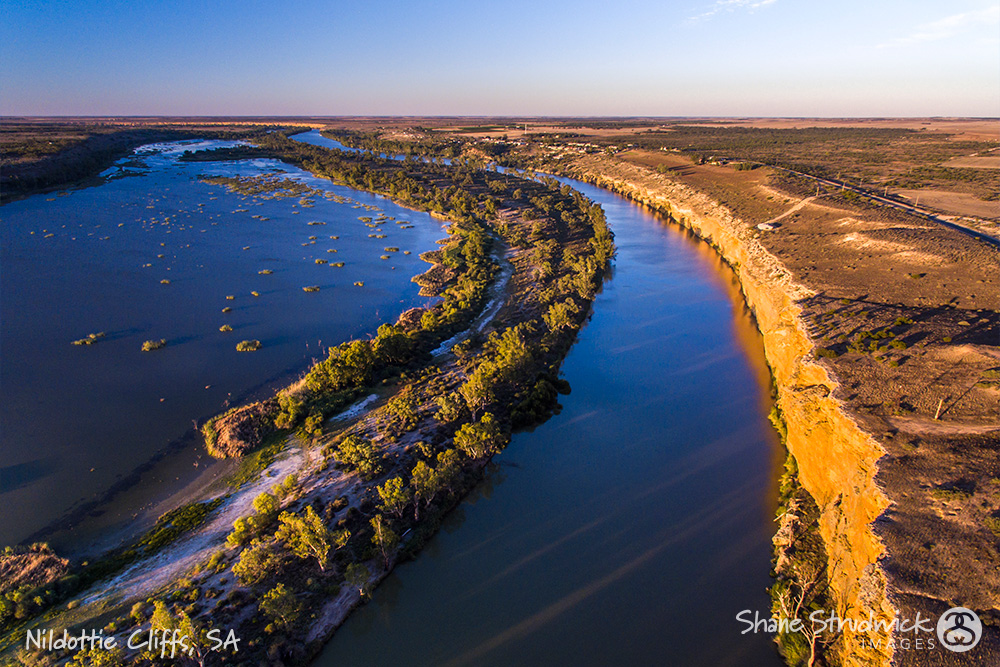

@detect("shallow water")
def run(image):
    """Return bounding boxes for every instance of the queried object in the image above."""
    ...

[314,177,783,665]
[293,129,450,164]
[0,141,447,548]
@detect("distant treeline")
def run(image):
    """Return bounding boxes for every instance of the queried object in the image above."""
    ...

[0,125,297,202]
[320,129,465,160]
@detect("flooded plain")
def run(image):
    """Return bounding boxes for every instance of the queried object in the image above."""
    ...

[0,141,447,549]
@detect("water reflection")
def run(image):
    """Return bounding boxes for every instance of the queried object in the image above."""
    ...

[315,176,783,665]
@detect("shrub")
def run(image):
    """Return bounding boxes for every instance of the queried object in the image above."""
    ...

[274,393,304,429]
[435,393,467,424]
[236,340,262,352]
[233,540,280,587]
[454,413,506,459]
[219,325,233,332]
[334,435,383,479]
[303,285,320,292]
[141,339,166,352]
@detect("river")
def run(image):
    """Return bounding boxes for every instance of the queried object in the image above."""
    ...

[4,133,783,664]
[312,168,784,665]
[0,141,447,550]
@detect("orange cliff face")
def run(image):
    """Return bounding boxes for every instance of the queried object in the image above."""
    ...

[567,155,895,667]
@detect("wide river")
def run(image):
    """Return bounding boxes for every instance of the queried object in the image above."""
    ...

[0,140,447,549]
[301,133,784,666]
[4,132,783,663]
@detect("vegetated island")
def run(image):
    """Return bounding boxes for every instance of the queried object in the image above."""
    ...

[0,129,615,666]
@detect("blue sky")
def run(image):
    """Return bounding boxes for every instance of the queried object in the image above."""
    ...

[2,0,998,116]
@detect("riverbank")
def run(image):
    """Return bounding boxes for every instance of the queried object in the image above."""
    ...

[1,136,616,665]
[312,172,782,667]
[560,153,1000,666]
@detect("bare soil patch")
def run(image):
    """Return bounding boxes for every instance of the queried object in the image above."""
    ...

[892,188,1000,220]
[943,156,1000,169]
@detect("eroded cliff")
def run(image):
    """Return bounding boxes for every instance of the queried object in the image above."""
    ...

[567,155,894,666]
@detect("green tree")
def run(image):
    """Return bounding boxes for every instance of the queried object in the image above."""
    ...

[436,449,463,495]
[373,323,413,365]
[411,460,441,520]
[334,434,383,479]
[68,646,127,667]
[226,516,253,548]
[232,539,280,586]
[175,610,213,667]
[260,583,301,631]
[149,600,174,633]
[492,325,533,381]
[274,393,304,429]
[275,506,345,572]
[300,409,324,441]
[435,392,467,424]
[384,390,419,434]
[146,601,212,665]
[454,413,505,459]
[543,298,580,332]
[370,515,399,569]
[459,363,497,419]
[345,562,370,595]
[377,477,412,519]
[253,491,279,526]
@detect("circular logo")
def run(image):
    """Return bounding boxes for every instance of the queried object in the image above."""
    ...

[937,607,981,653]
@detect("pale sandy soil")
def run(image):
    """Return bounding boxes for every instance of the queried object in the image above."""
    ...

[702,118,1000,141]
[893,188,1000,220]
[943,156,1000,169]
[80,447,308,607]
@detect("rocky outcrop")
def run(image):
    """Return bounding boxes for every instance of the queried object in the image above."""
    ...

[568,155,894,667]
[0,544,69,594]
[204,399,279,459]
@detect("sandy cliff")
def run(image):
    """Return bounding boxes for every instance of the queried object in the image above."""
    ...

[568,155,895,666]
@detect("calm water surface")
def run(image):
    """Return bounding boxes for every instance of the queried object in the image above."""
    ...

[0,141,446,548]
[315,177,783,665]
